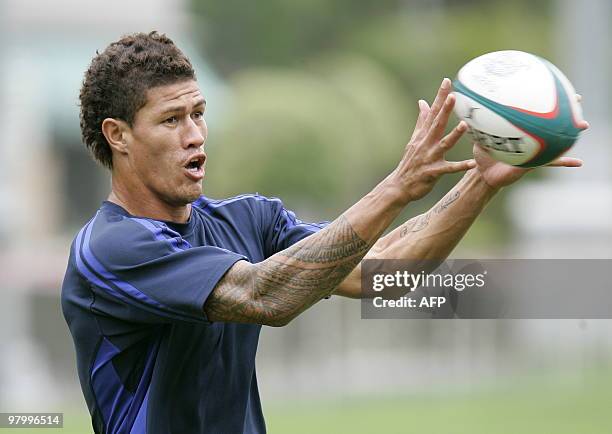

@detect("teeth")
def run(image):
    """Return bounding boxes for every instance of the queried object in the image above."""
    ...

[185,156,204,173]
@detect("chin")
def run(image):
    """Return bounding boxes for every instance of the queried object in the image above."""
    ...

[186,191,202,203]
[183,185,204,203]
[162,186,201,207]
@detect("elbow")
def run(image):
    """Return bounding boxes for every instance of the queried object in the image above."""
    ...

[248,286,300,327]
[264,319,290,328]
[257,306,298,327]
[261,314,295,328]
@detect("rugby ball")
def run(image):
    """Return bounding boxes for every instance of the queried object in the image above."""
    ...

[452,50,585,167]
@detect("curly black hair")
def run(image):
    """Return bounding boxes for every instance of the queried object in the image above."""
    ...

[79,31,196,169]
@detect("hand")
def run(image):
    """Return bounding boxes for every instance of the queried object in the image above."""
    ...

[389,78,476,204]
[475,129,588,191]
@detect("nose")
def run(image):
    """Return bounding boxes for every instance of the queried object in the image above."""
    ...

[182,117,206,149]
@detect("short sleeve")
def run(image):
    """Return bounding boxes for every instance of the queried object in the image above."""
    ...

[260,197,329,256]
[74,212,246,324]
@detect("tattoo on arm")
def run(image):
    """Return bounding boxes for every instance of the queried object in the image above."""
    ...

[204,215,371,325]
[399,212,430,237]
[399,190,461,238]
[434,190,460,214]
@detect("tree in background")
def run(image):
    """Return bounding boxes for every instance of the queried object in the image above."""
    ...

[191,0,553,247]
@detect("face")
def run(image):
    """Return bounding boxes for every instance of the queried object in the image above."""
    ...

[124,80,208,207]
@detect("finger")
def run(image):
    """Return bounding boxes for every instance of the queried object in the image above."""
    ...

[423,78,452,130]
[434,121,468,156]
[425,93,457,145]
[440,159,477,174]
[415,100,430,130]
[573,94,589,130]
[545,157,583,167]
[410,100,431,141]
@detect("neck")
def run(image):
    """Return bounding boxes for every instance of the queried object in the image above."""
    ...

[108,176,191,223]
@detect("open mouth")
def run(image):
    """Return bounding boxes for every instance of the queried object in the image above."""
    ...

[183,154,206,180]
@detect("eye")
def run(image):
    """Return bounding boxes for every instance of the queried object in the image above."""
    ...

[192,111,204,121]
[164,116,178,125]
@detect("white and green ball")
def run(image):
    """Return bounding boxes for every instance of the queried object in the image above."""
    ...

[452,50,585,167]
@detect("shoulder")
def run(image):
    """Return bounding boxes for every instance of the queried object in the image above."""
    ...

[72,206,181,269]
[192,193,284,215]
[192,194,287,228]
[192,194,326,230]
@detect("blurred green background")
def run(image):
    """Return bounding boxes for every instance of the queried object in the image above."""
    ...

[194,0,555,247]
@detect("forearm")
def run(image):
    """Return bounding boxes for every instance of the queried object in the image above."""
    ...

[204,179,405,326]
[381,168,496,259]
[335,169,497,298]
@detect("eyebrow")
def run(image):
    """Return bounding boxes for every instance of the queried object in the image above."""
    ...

[159,98,207,115]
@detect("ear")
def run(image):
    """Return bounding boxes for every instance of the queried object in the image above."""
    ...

[101,118,130,155]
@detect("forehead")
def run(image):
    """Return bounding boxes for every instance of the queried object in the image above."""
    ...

[142,80,205,112]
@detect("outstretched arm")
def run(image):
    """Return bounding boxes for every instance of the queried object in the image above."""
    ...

[204,78,476,326]
[333,167,495,299]
[334,136,587,299]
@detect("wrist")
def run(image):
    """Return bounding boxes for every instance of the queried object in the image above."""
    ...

[343,174,407,243]
[469,168,500,197]
[373,172,412,209]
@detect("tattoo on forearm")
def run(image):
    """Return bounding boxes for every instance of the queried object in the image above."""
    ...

[399,212,431,237]
[399,190,461,238]
[434,190,460,214]
[399,221,413,237]
[205,215,371,325]
[411,212,431,231]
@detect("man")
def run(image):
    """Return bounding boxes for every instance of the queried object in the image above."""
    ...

[61,31,586,433]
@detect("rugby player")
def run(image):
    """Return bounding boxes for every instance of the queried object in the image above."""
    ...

[61,31,585,433]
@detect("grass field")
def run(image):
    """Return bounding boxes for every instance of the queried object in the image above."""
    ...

[4,369,611,433]
[265,370,612,434]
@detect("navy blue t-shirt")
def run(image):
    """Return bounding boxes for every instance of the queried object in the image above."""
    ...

[61,194,326,434]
